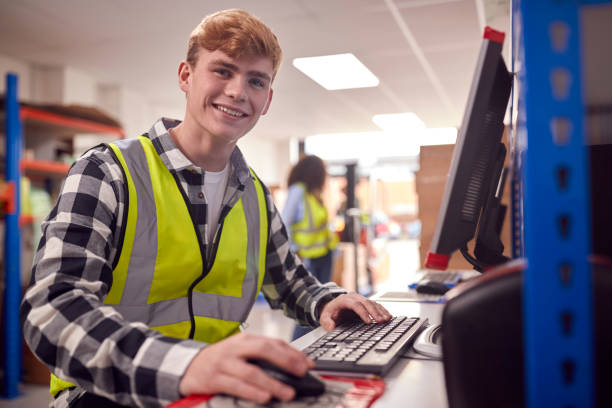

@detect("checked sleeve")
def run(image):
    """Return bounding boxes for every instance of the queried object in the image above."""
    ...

[260,188,346,328]
[20,149,204,407]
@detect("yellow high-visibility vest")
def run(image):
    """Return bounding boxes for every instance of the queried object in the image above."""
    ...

[50,136,268,397]
[291,183,338,259]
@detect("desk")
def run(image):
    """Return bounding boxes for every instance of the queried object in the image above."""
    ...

[292,298,447,408]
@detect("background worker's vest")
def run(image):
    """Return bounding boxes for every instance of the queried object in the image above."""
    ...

[50,136,268,397]
[291,183,338,259]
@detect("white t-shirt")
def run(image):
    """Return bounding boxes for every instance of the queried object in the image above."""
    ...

[204,163,230,244]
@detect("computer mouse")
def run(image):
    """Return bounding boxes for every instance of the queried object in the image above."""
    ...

[249,359,325,398]
[415,279,451,295]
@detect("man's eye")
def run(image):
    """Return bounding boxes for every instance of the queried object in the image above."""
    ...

[250,78,265,88]
[215,69,230,77]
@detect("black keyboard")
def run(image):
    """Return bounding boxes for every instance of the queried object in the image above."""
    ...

[302,316,427,376]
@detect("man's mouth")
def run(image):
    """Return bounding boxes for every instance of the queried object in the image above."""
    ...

[213,104,248,118]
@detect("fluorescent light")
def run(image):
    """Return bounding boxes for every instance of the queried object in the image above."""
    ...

[372,112,425,133]
[305,131,420,162]
[420,127,457,145]
[372,114,456,145]
[302,126,456,165]
[292,53,379,90]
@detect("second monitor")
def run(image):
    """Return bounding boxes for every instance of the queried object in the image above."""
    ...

[425,27,513,272]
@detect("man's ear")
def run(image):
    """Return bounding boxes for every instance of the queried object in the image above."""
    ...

[178,61,191,93]
[261,88,274,115]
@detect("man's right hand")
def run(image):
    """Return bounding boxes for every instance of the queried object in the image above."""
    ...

[178,332,315,403]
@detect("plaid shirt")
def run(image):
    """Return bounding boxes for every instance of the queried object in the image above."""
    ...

[21,118,345,407]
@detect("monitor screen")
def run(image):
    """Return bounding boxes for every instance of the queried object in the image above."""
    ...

[424,27,513,271]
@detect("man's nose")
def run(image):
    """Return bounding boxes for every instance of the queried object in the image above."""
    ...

[225,77,247,101]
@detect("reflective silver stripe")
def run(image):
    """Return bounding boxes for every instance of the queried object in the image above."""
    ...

[111,139,158,307]
[115,257,257,325]
[115,286,259,327]
[114,298,190,326]
[293,224,328,234]
[297,241,329,252]
[110,138,263,326]
[304,193,315,231]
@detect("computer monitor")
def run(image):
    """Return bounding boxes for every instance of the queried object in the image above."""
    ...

[424,27,513,271]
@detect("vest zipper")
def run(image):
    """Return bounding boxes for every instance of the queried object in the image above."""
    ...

[176,171,241,340]
[171,173,212,340]
[187,217,225,339]
[181,175,231,339]
[207,225,224,270]
[186,219,225,339]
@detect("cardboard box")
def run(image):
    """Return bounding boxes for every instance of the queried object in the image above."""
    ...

[332,243,369,292]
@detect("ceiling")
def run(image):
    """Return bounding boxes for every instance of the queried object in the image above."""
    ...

[0,0,510,142]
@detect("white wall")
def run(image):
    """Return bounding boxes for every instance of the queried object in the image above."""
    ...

[63,66,97,106]
[30,65,64,104]
[238,136,292,187]
[0,54,31,101]
[97,84,158,139]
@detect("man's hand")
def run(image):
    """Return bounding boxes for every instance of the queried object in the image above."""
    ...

[179,332,314,403]
[319,292,392,330]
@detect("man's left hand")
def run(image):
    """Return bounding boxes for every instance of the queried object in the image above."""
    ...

[319,292,392,330]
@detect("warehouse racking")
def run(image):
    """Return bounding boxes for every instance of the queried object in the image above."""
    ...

[1,73,124,398]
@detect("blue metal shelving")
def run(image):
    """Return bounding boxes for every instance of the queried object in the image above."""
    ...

[3,73,23,398]
[513,1,612,406]
[1,72,123,399]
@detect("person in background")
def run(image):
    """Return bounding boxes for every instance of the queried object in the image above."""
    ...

[21,9,391,408]
[282,155,339,340]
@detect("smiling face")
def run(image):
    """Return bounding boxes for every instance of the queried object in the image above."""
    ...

[178,48,274,146]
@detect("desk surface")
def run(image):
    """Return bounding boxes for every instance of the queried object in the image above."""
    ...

[292,298,447,408]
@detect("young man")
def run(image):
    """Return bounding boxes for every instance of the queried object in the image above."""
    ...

[21,9,391,407]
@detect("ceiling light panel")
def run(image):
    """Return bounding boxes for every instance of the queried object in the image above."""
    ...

[372,112,425,133]
[292,53,379,90]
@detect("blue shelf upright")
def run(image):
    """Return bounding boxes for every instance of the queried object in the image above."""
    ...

[513,1,605,406]
[2,73,23,398]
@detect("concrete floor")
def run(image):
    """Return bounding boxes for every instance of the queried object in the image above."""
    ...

[2,239,419,407]
[1,383,50,407]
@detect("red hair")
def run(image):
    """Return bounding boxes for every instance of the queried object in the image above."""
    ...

[187,9,283,79]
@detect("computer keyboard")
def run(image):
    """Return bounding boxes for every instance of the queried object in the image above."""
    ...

[302,316,427,375]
